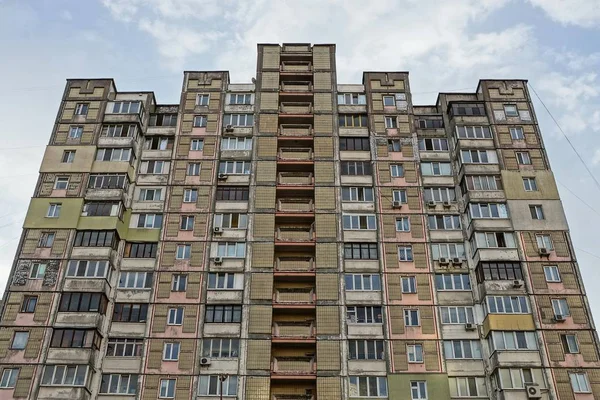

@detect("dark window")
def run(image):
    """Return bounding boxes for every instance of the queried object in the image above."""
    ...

[341,161,372,176]
[59,292,107,313]
[476,262,523,283]
[450,103,486,117]
[205,305,242,323]
[338,114,368,127]
[344,243,378,260]
[340,137,370,151]
[124,242,158,258]
[144,136,173,150]
[417,119,444,129]
[74,230,117,248]
[149,114,177,127]
[83,202,121,217]
[112,303,148,323]
[216,187,249,201]
[21,296,38,313]
[88,174,128,189]
[51,329,100,349]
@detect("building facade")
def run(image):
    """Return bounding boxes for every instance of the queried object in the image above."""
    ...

[0,42,598,400]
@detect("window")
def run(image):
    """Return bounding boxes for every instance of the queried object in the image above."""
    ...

[435,274,471,291]
[139,188,162,201]
[219,161,251,175]
[187,163,201,176]
[110,101,141,114]
[106,338,143,357]
[530,205,544,220]
[456,125,492,139]
[149,114,177,127]
[96,148,132,162]
[338,114,368,127]
[342,187,374,202]
[536,234,553,250]
[398,246,413,261]
[221,136,252,150]
[408,344,423,363]
[571,373,591,393]
[428,215,461,230]
[159,379,176,398]
[172,274,187,291]
[88,174,128,189]
[341,161,372,175]
[472,232,517,249]
[388,139,401,152]
[50,329,99,349]
[112,303,148,322]
[485,296,530,314]
[118,271,152,289]
[402,277,417,293]
[202,338,239,358]
[38,232,55,247]
[390,164,404,177]
[29,263,46,279]
[190,139,204,151]
[463,175,502,191]
[124,242,158,258]
[451,103,485,116]
[208,273,237,289]
[100,373,138,394]
[184,189,198,203]
[417,119,444,129]
[180,215,194,231]
[345,274,381,291]
[440,306,474,324]
[59,292,107,313]
[383,95,395,106]
[42,365,88,386]
[495,368,538,389]
[418,138,448,151]
[431,243,465,260]
[197,94,209,106]
[404,309,419,326]
[167,308,184,325]
[102,124,137,137]
[552,298,570,317]
[214,213,248,229]
[176,244,191,260]
[562,334,579,354]
[504,104,519,117]
[348,340,385,360]
[193,115,207,127]
[411,381,427,400]
[344,243,378,260]
[61,150,75,163]
[229,93,252,104]
[74,103,88,115]
[340,137,370,151]
[444,340,482,359]
[0,369,18,388]
[544,265,561,282]
[424,187,455,203]
[11,331,29,350]
[74,230,117,248]
[216,186,249,201]
[451,377,486,398]
[137,213,163,229]
[224,114,253,127]
[343,214,376,230]
[144,137,173,150]
[383,116,397,128]
[69,126,83,138]
[346,306,383,324]
[396,217,410,232]
[469,203,509,219]
[337,93,367,105]
[163,342,180,361]
[198,375,237,396]
[54,176,69,190]
[393,189,407,203]
[349,376,388,397]
[489,331,537,351]
[421,162,452,176]
[460,150,498,164]
[476,262,523,282]
[523,177,537,191]
[83,201,121,217]
[21,296,37,313]
[516,151,531,165]
[216,242,246,258]
[205,305,242,323]
[510,127,525,140]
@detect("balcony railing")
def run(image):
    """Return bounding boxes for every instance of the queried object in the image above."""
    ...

[279,124,313,137]
[278,147,313,161]
[280,102,313,114]
[276,225,314,242]
[275,257,315,272]
[277,172,314,186]
[277,198,314,213]
[273,288,315,304]
[282,44,312,53]
[280,81,313,92]
[272,357,316,375]
[281,61,312,73]
[273,321,315,338]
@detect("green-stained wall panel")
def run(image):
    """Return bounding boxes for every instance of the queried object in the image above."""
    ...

[388,373,451,400]
[24,198,83,229]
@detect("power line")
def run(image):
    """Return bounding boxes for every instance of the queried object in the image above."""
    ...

[575,246,600,261]
[557,180,600,219]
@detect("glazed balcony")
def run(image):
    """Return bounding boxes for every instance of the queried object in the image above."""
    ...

[276,225,315,242]
[277,172,314,186]
[272,357,316,376]
[277,198,314,213]
[273,287,315,305]
[278,147,313,161]
[280,102,313,115]
[279,124,313,137]
[281,61,312,73]
[272,321,316,341]
[280,81,313,92]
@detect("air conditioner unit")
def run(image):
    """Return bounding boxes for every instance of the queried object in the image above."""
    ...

[392,201,402,208]
[439,257,450,265]
[512,280,523,288]
[465,323,476,331]
[217,173,228,180]
[526,384,542,399]
[538,248,550,256]
[443,200,452,207]
[225,124,234,132]
[213,257,223,264]
[426,201,436,208]
[554,314,566,322]
[81,212,88,216]
[200,357,211,366]
[452,257,462,265]
[213,226,222,234]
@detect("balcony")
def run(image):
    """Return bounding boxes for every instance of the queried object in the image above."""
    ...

[280,102,313,115]
[278,172,314,186]
[272,356,316,376]
[280,81,313,92]
[85,187,126,202]
[278,147,313,161]
[146,125,176,136]
[282,43,312,53]
[97,136,136,148]
[276,225,314,242]
[281,61,312,73]
[279,124,313,137]
[38,387,92,400]
[272,321,315,340]
[273,287,315,305]
[277,198,314,213]
[273,396,314,400]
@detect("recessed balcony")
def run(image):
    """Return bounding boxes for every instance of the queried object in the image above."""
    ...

[281,61,312,73]
[271,356,316,377]
[273,287,315,307]
[279,124,313,137]
[277,198,314,214]
[277,172,314,186]
[280,81,313,92]
[275,257,315,277]
[272,320,315,342]
[280,102,313,115]
[276,225,315,242]
[278,147,313,161]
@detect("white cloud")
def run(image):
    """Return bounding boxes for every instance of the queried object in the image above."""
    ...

[527,0,600,28]
[61,10,73,21]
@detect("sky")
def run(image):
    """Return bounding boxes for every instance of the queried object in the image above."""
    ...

[0,0,600,319]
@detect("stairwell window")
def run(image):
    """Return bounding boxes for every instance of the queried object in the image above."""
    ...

[196,94,209,106]
[29,263,46,279]
[390,164,404,177]
[190,139,204,151]
[187,163,200,176]
[167,307,184,325]
[183,189,198,203]
[516,151,531,165]
[176,244,191,259]
[552,298,570,317]
[398,246,413,261]
[402,277,417,293]
[54,176,69,190]
[385,116,397,128]
[172,274,187,292]
[193,115,207,127]
[411,381,427,400]
[529,205,544,220]
[523,177,537,191]
[407,344,423,363]
[0,369,18,388]
[47,203,61,218]
[536,234,553,250]
[404,309,420,326]
[570,373,591,393]
[162,343,180,361]
[74,103,89,115]
[504,104,519,117]
[69,126,83,138]
[562,334,579,354]
[396,217,410,232]
[510,127,525,140]
[62,150,75,163]
[543,265,561,282]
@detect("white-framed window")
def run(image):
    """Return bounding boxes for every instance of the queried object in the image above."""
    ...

[473,232,517,249]
[159,379,176,398]
[496,368,538,389]
[398,246,413,261]
[552,298,570,317]
[390,164,404,177]
[167,307,184,325]
[106,338,143,357]
[464,175,501,191]
[229,93,252,104]
[444,340,482,359]
[183,189,198,203]
[435,274,471,291]
[404,309,419,326]
[544,265,561,282]
[163,342,180,361]
[342,214,376,230]
[570,372,591,393]
[171,274,187,292]
[100,373,137,394]
[96,148,132,162]
[196,94,209,106]
[440,306,474,324]
[424,187,455,203]
[384,116,397,128]
[190,139,204,151]
[11,331,29,349]
[349,376,388,397]
[536,234,553,250]
[42,365,89,386]
[187,163,201,176]
[396,217,410,232]
[198,375,237,396]
[118,271,152,289]
[46,203,61,218]
[66,260,109,278]
[218,161,251,175]
[214,213,248,229]
[110,101,141,114]
[69,126,83,138]
[393,189,407,203]
[141,160,168,174]
[563,334,579,353]
[139,188,162,201]
[337,93,367,105]
[402,276,417,293]
[180,215,195,231]
[489,331,538,351]
[469,203,509,219]
[342,187,374,202]
[516,151,531,165]
[0,368,18,388]
[74,103,89,115]
[38,232,55,247]
[460,149,498,164]
[346,306,383,324]
[523,177,537,191]
[193,115,207,127]
[383,95,395,106]
[510,126,525,140]
[221,136,252,150]
[176,244,191,259]
[418,138,448,151]
[137,213,163,229]
[102,124,137,137]
[451,377,486,398]
[348,340,385,360]
[428,215,461,230]
[411,381,427,400]
[208,272,237,289]
[224,114,253,127]
[430,243,465,260]
[29,263,46,279]
[456,125,492,139]
[54,176,69,190]
[504,104,519,117]
[530,205,544,220]
[345,274,381,291]
[485,296,530,314]
[407,344,423,363]
[202,338,240,358]
[421,162,452,176]
[216,242,246,258]
[62,150,75,163]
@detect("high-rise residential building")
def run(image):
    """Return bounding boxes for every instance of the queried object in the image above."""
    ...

[0,42,598,400]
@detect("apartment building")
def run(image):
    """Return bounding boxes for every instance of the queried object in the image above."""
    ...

[0,42,598,400]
